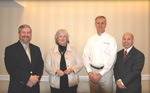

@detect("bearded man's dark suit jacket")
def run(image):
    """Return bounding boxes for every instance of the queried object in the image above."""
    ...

[114,46,145,93]
[4,41,44,93]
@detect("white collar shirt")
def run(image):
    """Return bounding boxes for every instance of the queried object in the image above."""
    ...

[83,32,117,76]
[124,46,133,54]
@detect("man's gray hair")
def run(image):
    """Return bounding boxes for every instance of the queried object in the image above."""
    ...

[18,24,32,33]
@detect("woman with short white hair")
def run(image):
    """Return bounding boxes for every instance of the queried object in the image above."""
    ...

[45,29,83,93]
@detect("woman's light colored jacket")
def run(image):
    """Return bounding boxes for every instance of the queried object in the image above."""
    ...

[45,44,83,89]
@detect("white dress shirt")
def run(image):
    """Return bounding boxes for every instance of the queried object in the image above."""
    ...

[83,32,117,76]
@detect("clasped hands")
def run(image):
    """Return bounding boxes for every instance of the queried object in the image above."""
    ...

[88,72,102,84]
[57,68,73,77]
[26,75,39,88]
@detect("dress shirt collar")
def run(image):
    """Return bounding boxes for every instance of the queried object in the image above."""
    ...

[20,40,29,50]
[96,32,105,37]
[124,46,133,54]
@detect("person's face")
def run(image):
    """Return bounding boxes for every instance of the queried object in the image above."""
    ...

[57,34,67,46]
[95,18,106,33]
[122,33,134,49]
[19,27,31,45]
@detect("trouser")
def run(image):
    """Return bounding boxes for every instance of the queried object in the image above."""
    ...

[90,67,113,93]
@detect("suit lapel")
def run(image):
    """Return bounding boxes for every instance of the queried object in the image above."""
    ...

[119,50,124,65]
[117,49,124,77]
[17,41,31,64]
[118,49,124,63]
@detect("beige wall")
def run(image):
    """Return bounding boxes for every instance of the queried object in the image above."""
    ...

[0,1,149,77]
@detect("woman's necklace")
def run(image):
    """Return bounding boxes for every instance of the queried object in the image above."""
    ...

[59,49,66,55]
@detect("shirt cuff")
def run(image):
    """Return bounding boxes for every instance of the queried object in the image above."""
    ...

[29,75,33,81]
[70,67,74,72]
[87,68,92,73]
[99,71,104,76]
[118,79,124,86]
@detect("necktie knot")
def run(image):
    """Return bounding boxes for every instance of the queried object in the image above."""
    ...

[123,51,127,60]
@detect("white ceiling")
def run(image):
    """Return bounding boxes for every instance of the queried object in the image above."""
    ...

[0,0,23,8]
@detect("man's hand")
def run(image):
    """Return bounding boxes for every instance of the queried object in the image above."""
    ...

[88,72,95,83]
[93,73,102,84]
[30,75,39,85]
[56,69,64,77]
[26,81,33,87]
[116,81,127,89]
[64,68,73,75]
[91,73,102,84]
[88,72,94,82]
[88,72,101,84]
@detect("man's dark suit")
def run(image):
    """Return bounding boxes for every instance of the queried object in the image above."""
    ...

[114,46,145,93]
[4,41,44,93]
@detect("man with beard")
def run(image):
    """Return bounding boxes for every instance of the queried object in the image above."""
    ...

[4,24,44,93]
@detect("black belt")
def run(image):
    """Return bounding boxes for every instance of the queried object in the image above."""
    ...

[90,64,104,69]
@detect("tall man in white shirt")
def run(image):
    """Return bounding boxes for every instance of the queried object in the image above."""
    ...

[83,16,117,93]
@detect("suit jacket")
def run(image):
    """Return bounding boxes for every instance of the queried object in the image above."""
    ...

[114,46,145,93]
[4,41,44,93]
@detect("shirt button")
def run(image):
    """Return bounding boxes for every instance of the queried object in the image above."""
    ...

[30,71,33,74]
